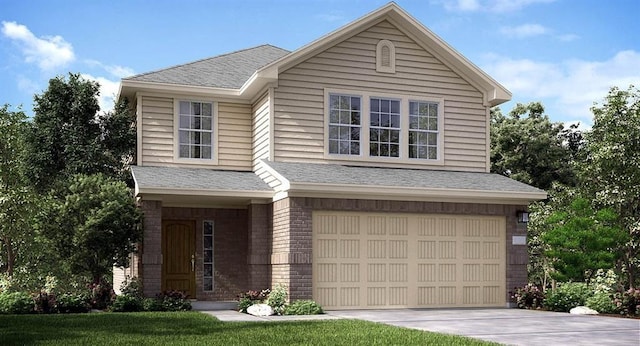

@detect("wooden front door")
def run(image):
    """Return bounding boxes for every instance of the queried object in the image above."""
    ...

[162,220,196,298]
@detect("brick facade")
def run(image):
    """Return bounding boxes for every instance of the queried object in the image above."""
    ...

[140,200,162,297]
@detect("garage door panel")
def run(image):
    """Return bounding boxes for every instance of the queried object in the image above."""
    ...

[313,212,506,309]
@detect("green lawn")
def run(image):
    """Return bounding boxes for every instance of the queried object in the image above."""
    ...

[0,311,496,345]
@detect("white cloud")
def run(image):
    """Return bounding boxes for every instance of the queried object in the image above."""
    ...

[500,24,548,38]
[557,33,580,42]
[81,73,120,112]
[316,12,345,23]
[16,75,40,95]
[1,21,75,71]
[85,59,135,78]
[434,0,555,13]
[482,50,640,125]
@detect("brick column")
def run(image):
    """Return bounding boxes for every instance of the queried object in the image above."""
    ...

[140,200,162,297]
[271,198,313,300]
[247,203,272,290]
[506,207,529,306]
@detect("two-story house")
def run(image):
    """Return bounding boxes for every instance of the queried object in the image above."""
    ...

[116,2,546,309]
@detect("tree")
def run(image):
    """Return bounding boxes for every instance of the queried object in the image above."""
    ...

[44,174,142,283]
[542,198,628,283]
[582,85,640,288]
[25,73,136,191]
[0,105,39,278]
[491,102,579,190]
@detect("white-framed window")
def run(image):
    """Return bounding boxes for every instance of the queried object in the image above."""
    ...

[409,101,439,160]
[370,98,401,157]
[203,220,214,292]
[328,94,361,155]
[324,89,444,165]
[176,100,215,160]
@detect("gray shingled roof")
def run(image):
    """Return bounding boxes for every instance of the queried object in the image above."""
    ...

[262,160,545,194]
[131,166,272,192]
[124,45,290,89]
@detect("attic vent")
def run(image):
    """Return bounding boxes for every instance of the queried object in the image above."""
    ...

[376,40,396,73]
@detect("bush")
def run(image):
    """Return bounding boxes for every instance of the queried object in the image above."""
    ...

[614,288,640,316]
[120,276,143,299]
[237,289,269,313]
[33,292,57,314]
[56,293,90,313]
[545,282,590,312]
[511,284,545,309]
[284,300,324,315]
[266,285,288,315]
[88,279,115,310]
[158,290,191,311]
[0,291,34,314]
[142,297,165,312]
[111,294,143,312]
[586,292,616,314]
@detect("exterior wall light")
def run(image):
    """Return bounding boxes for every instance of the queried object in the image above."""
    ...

[517,211,529,223]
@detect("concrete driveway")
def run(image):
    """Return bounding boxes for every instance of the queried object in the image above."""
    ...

[327,308,640,345]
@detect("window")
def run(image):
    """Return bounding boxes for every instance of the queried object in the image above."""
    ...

[203,221,214,291]
[370,98,400,157]
[409,101,439,160]
[328,94,361,155]
[178,101,213,159]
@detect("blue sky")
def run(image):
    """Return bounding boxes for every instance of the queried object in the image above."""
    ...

[1,0,638,128]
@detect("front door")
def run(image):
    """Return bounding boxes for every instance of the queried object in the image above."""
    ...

[162,220,196,298]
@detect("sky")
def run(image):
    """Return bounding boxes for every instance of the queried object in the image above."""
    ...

[1,0,639,128]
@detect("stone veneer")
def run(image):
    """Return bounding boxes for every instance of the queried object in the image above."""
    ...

[270,197,529,305]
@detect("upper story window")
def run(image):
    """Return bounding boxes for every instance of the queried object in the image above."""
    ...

[409,101,439,160]
[328,94,361,155]
[325,89,444,165]
[376,40,396,74]
[370,98,400,157]
[178,101,213,159]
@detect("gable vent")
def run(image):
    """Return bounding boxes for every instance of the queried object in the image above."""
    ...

[376,40,396,73]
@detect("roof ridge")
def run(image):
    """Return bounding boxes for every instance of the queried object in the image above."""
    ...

[124,44,290,80]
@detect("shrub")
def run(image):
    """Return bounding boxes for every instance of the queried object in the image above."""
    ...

[614,288,640,316]
[158,290,191,311]
[120,276,143,299]
[237,289,269,313]
[267,284,288,315]
[142,297,165,312]
[544,282,590,312]
[511,284,545,309]
[88,279,115,310]
[56,293,90,313]
[33,292,57,314]
[586,292,616,314]
[111,294,143,312]
[0,291,34,314]
[284,300,324,315]
[589,269,619,294]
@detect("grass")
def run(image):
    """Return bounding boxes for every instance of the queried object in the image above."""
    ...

[0,311,496,345]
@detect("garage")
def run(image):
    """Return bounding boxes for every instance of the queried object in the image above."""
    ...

[312,211,506,309]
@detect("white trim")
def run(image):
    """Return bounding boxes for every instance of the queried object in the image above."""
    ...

[137,187,274,199]
[256,159,291,192]
[376,39,396,73]
[173,98,219,165]
[268,87,276,162]
[323,88,445,166]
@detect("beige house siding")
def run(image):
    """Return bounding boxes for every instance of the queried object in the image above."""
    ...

[273,20,488,172]
[139,95,252,170]
[251,92,282,189]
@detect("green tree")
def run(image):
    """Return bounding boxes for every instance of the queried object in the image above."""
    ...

[542,198,628,283]
[0,105,39,278]
[25,73,136,191]
[582,85,640,287]
[45,174,142,283]
[491,102,579,190]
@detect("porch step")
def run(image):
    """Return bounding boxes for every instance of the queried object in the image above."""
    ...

[191,301,238,311]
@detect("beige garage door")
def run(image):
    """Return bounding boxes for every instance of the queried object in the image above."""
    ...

[312,212,506,309]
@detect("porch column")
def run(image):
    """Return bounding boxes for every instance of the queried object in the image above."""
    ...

[140,200,162,297]
[247,203,272,290]
[506,206,529,306]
